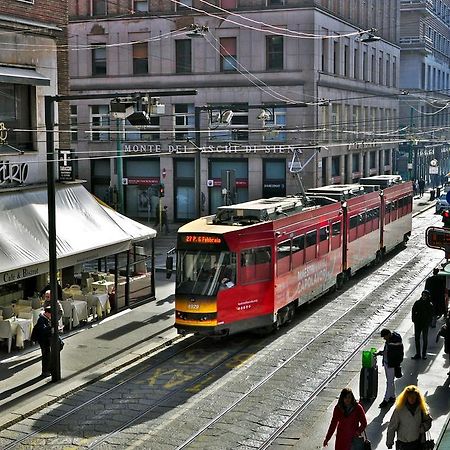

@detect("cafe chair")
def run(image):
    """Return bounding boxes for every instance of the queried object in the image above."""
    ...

[18,311,32,320]
[60,300,73,331]
[2,306,14,319]
[0,321,14,353]
[31,297,42,310]
[86,294,98,320]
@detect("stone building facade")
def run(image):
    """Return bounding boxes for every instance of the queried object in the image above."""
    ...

[69,0,401,221]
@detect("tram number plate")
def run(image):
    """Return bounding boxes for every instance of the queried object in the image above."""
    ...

[426,226,450,251]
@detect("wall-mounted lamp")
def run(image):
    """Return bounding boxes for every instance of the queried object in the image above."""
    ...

[359,28,381,43]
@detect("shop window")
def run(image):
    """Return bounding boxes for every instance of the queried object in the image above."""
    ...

[263,159,286,198]
[91,44,106,76]
[331,156,340,177]
[240,247,272,284]
[174,104,195,141]
[0,83,34,151]
[176,40,191,74]
[175,159,196,220]
[133,42,148,75]
[352,153,359,173]
[220,37,237,72]
[90,105,110,141]
[266,36,283,70]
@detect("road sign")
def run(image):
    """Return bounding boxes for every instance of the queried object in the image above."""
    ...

[426,226,450,253]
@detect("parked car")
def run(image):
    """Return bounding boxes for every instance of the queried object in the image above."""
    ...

[436,192,450,214]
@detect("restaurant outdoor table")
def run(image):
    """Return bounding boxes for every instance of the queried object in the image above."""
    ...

[5,317,32,348]
[91,293,110,319]
[91,280,114,294]
[71,299,88,327]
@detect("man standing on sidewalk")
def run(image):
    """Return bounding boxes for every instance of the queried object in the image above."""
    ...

[378,328,404,408]
[411,290,434,360]
[425,268,446,326]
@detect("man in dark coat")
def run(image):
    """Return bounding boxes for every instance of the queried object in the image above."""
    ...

[32,307,53,377]
[411,290,434,360]
[425,267,447,326]
[378,328,404,407]
[418,178,425,197]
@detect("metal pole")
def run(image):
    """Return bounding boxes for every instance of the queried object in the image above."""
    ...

[45,95,61,382]
[116,118,124,213]
[195,106,201,217]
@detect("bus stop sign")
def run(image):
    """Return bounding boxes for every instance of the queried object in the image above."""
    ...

[426,226,450,256]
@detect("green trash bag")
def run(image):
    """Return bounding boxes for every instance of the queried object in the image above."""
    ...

[362,348,377,368]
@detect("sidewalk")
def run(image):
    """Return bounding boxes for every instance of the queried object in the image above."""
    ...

[0,189,446,448]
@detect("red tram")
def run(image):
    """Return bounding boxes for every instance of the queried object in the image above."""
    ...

[173,175,413,336]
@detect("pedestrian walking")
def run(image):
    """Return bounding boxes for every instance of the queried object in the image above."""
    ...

[323,387,367,450]
[418,178,425,197]
[31,306,53,377]
[413,180,418,197]
[377,328,404,408]
[411,290,434,360]
[436,315,450,376]
[386,385,432,450]
[161,205,170,234]
[425,268,446,327]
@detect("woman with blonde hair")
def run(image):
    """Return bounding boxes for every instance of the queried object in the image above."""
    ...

[386,385,432,450]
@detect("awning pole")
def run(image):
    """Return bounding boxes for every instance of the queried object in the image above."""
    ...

[45,95,61,382]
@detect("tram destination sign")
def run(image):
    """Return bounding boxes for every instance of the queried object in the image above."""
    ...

[425,226,450,252]
[177,234,228,251]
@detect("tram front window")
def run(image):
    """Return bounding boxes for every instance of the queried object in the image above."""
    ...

[177,251,236,295]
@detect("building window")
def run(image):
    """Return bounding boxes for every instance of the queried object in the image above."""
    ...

[175,40,191,73]
[352,153,360,173]
[220,37,237,72]
[175,0,192,10]
[344,45,349,77]
[209,106,248,142]
[266,36,283,70]
[92,44,106,76]
[125,115,160,141]
[92,0,107,16]
[267,0,285,5]
[70,105,78,142]
[321,36,329,72]
[363,50,368,81]
[90,105,110,141]
[174,104,195,141]
[353,48,359,79]
[0,83,34,151]
[133,43,148,75]
[133,0,148,12]
[333,41,339,74]
[263,108,286,141]
[331,156,340,177]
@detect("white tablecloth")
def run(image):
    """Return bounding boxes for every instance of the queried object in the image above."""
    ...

[92,293,110,318]
[6,317,32,348]
[91,280,115,294]
[71,300,88,327]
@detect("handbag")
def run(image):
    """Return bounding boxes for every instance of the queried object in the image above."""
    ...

[363,431,372,450]
[351,432,371,450]
[421,431,435,450]
[395,366,403,378]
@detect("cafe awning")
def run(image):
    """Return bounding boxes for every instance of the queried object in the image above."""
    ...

[0,183,156,286]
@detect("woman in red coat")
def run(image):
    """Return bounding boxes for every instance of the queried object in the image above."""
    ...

[323,388,367,450]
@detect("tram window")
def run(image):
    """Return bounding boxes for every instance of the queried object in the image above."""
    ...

[359,213,366,224]
[277,240,291,260]
[319,226,329,242]
[240,246,272,284]
[306,230,317,247]
[292,235,305,252]
[349,215,358,229]
[373,207,380,218]
[331,221,341,236]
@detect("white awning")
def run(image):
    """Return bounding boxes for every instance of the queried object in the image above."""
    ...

[0,183,156,286]
[0,66,50,86]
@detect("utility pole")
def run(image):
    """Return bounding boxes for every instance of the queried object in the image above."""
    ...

[194,106,202,218]
[116,118,124,213]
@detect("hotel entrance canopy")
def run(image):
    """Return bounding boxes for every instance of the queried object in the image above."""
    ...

[0,183,156,286]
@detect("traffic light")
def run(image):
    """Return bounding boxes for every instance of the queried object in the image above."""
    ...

[442,210,450,228]
[158,183,165,198]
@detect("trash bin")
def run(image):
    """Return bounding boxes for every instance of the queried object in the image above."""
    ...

[430,189,436,201]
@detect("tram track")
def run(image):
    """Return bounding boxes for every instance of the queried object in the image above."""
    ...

[0,206,440,449]
[173,214,441,449]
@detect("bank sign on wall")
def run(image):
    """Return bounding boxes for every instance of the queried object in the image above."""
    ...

[123,143,300,154]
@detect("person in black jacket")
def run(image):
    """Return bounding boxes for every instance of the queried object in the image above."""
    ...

[436,316,450,375]
[411,290,434,360]
[425,268,447,326]
[378,328,404,407]
[32,307,53,377]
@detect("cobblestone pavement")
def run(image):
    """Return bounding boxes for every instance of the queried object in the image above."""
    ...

[0,207,444,449]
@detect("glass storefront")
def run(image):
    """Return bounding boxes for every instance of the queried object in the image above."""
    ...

[263,159,286,198]
[174,159,196,221]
